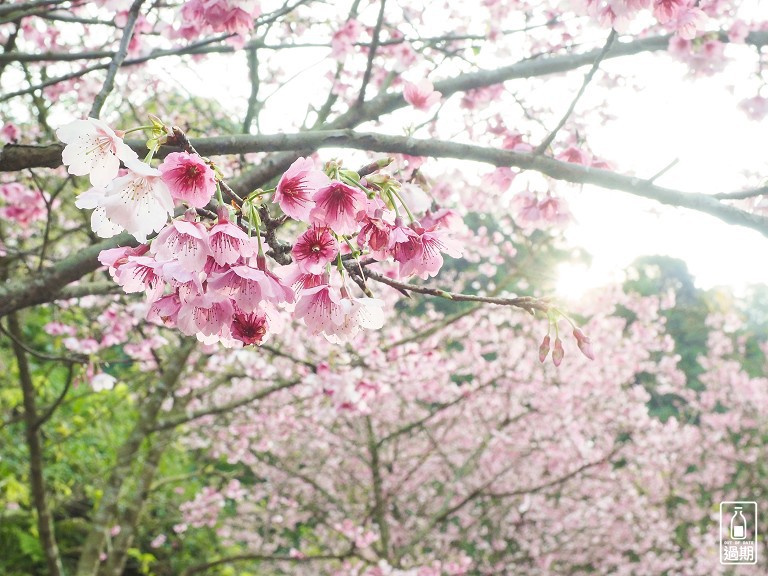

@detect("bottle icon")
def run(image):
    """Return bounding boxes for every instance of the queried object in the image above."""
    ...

[731,506,747,540]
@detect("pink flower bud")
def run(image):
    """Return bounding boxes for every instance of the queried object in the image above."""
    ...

[573,328,595,360]
[552,337,564,367]
[538,334,551,363]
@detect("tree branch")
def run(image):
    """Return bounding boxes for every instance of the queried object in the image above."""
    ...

[0,233,138,319]
[89,0,145,118]
[180,550,355,576]
[534,28,617,154]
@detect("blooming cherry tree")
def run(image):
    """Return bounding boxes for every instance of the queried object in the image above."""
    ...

[0,1,766,576]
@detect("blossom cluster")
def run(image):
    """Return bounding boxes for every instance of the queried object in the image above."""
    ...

[579,0,708,39]
[58,117,463,347]
[177,0,260,45]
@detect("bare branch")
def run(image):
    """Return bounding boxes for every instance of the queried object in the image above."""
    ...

[89,0,145,118]
[534,28,617,154]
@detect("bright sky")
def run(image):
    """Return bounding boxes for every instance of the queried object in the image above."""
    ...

[557,46,768,300]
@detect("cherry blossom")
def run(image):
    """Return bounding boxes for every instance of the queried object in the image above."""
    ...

[207,264,289,312]
[0,183,46,226]
[403,79,442,110]
[151,212,211,270]
[230,309,270,345]
[57,117,138,187]
[394,223,463,279]
[176,292,234,337]
[207,208,257,266]
[672,6,707,39]
[309,181,367,236]
[291,225,339,274]
[158,151,217,208]
[274,157,329,221]
[77,158,174,242]
[294,283,344,336]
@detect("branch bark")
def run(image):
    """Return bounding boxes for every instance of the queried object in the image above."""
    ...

[0,233,138,319]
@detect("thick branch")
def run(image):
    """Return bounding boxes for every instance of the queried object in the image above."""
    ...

[0,233,138,318]
[6,131,767,240]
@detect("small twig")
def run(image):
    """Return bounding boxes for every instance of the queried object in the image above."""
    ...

[534,28,617,155]
[355,0,387,107]
[647,158,679,184]
[89,0,146,118]
[0,320,88,364]
[361,269,549,315]
[35,363,74,429]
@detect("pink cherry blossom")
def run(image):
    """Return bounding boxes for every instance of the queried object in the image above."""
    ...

[230,309,269,345]
[98,243,150,273]
[207,208,255,265]
[294,283,344,336]
[179,0,259,38]
[552,336,564,366]
[158,151,217,208]
[202,0,259,35]
[556,146,592,165]
[0,183,46,226]
[310,181,367,236]
[573,328,596,360]
[359,208,394,260]
[420,208,465,234]
[482,167,517,192]
[291,226,339,274]
[728,20,749,43]
[1,122,20,142]
[739,96,768,121]
[151,213,211,270]
[390,219,420,260]
[146,293,182,326]
[394,223,463,279]
[280,263,326,292]
[672,6,706,39]
[274,157,329,221]
[114,255,165,301]
[538,334,551,363]
[403,79,442,110]
[161,260,205,303]
[331,18,362,58]
[57,117,138,187]
[208,264,292,312]
[653,0,685,23]
[176,292,234,337]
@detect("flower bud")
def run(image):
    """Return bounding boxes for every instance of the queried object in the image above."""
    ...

[573,328,595,360]
[552,337,564,367]
[538,334,551,363]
